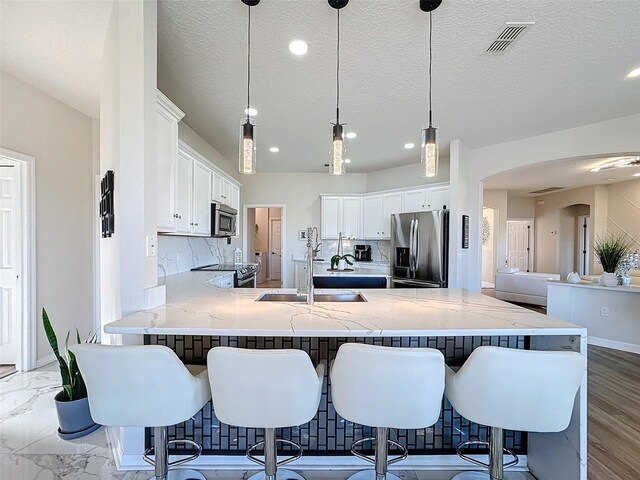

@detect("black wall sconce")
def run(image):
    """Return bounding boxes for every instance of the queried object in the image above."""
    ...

[100,170,114,238]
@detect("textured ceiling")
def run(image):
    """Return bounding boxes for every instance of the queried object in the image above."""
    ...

[158,0,640,174]
[483,155,640,196]
[0,0,113,118]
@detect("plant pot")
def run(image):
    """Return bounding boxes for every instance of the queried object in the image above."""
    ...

[599,272,618,287]
[54,391,100,439]
[566,272,581,284]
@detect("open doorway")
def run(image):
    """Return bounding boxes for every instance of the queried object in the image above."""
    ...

[244,206,284,288]
[0,148,36,375]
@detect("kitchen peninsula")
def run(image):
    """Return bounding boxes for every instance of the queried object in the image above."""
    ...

[105,271,587,480]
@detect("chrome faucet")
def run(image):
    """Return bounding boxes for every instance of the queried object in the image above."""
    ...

[298,226,315,305]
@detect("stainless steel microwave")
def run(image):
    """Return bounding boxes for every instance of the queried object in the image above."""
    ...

[212,204,237,237]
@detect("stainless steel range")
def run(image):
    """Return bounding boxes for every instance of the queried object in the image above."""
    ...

[191,264,258,288]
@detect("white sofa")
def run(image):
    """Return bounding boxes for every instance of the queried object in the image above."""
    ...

[494,268,561,306]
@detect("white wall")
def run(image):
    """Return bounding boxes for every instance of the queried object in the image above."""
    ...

[241,173,368,287]
[507,195,535,219]
[99,0,157,344]
[366,157,450,193]
[607,178,640,251]
[0,70,94,364]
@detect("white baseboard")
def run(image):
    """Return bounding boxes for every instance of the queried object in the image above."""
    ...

[35,353,56,369]
[589,336,640,354]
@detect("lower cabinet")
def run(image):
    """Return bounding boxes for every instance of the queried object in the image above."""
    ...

[213,273,234,288]
[294,262,308,289]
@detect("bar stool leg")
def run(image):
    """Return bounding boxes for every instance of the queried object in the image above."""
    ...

[375,427,389,480]
[264,428,278,480]
[154,426,168,480]
[489,427,504,480]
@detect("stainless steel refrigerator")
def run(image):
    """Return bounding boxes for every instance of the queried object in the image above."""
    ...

[390,209,449,288]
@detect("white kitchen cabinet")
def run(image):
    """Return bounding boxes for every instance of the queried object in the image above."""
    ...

[211,171,223,203]
[342,197,362,239]
[363,192,402,240]
[175,151,193,234]
[213,273,234,288]
[403,189,428,213]
[230,183,240,212]
[156,91,185,232]
[321,196,342,239]
[362,195,382,239]
[294,261,308,289]
[426,185,449,210]
[192,161,212,235]
[381,192,402,238]
[321,196,362,239]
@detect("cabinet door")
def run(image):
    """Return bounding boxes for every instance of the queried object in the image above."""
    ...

[403,189,427,213]
[363,195,382,239]
[211,171,223,203]
[230,184,240,212]
[321,196,341,239]
[156,110,177,232]
[426,185,450,210]
[294,262,307,289]
[175,152,193,233]
[381,192,402,239]
[221,178,232,206]
[192,161,212,235]
[342,197,362,239]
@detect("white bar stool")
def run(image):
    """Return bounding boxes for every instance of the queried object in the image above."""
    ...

[75,344,211,480]
[207,347,325,480]
[445,346,586,480]
[330,343,445,480]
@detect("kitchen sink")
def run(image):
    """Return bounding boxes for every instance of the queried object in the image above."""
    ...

[256,292,367,303]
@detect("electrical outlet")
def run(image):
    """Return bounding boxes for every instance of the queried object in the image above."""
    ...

[146,235,157,257]
[600,306,610,317]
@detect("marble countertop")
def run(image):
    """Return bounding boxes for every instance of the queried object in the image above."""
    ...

[548,280,640,294]
[104,271,585,338]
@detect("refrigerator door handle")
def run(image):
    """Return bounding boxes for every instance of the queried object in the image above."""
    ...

[413,217,420,272]
[409,218,415,272]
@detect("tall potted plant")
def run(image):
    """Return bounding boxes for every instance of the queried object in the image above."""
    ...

[593,232,633,287]
[42,308,100,439]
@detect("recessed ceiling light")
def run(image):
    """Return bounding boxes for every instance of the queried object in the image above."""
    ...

[344,158,352,164]
[590,168,600,173]
[633,172,640,177]
[604,178,614,181]
[244,107,257,116]
[269,147,279,153]
[627,67,640,78]
[404,143,415,149]
[346,132,357,139]
[288,40,309,56]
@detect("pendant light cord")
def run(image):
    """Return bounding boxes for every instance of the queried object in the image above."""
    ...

[246,4,251,123]
[336,8,340,125]
[428,10,433,126]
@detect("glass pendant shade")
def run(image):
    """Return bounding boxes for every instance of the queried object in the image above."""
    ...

[421,125,438,178]
[239,119,257,174]
[330,123,345,175]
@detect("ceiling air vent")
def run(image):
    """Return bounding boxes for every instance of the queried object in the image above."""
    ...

[530,187,565,195]
[485,22,535,55]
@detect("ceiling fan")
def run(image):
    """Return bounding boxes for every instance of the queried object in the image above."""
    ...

[590,156,640,172]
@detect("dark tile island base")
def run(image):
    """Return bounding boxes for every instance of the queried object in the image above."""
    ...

[144,334,528,457]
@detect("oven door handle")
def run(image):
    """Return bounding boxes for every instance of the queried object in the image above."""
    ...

[237,275,256,287]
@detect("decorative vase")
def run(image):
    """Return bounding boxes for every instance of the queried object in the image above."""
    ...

[599,272,618,287]
[566,272,581,284]
[618,273,632,286]
[54,391,100,439]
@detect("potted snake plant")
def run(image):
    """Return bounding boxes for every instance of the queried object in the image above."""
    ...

[42,308,100,439]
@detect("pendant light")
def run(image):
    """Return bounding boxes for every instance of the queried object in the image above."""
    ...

[239,0,259,175]
[329,0,348,176]
[420,0,441,178]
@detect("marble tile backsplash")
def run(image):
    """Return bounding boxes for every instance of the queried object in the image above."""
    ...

[157,235,241,281]
[320,239,391,263]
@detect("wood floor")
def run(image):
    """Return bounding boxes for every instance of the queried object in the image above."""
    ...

[0,364,16,379]
[259,279,282,288]
[588,346,640,479]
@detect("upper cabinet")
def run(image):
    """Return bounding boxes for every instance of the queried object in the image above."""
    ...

[156,90,242,236]
[321,195,362,240]
[156,91,185,232]
[321,185,449,241]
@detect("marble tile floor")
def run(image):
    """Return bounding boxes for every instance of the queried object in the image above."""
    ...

[0,363,534,479]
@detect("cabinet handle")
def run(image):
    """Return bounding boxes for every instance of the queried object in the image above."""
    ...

[195,223,199,226]
[174,213,179,218]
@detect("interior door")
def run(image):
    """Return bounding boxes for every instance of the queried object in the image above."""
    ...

[507,221,532,271]
[0,164,21,364]
[577,215,590,276]
[270,218,282,281]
